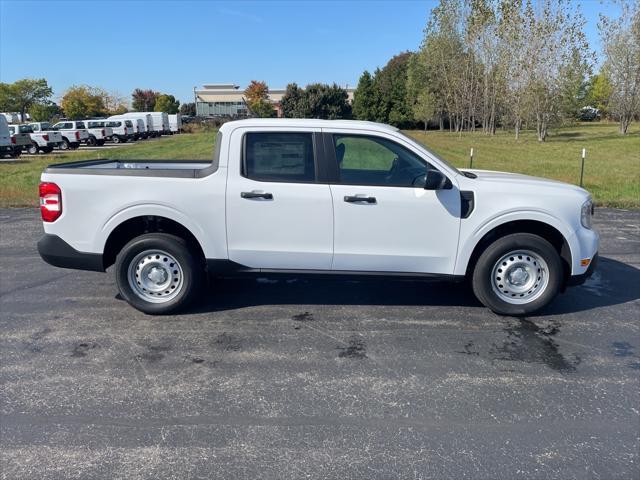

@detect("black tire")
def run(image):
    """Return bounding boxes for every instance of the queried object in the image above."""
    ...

[112,135,121,144]
[10,147,21,158]
[87,135,97,146]
[60,138,70,150]
[27,142,39,155]
[471,233,562,316]
[115,233,204,315]
[69,142,80,150]
[41,146,54,154]
[96,139,105,146]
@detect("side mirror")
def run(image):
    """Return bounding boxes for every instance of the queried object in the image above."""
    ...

[424,170,452,190]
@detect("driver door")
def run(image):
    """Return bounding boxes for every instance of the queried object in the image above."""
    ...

[326,131,461,274]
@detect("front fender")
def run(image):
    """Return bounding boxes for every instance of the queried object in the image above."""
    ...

[454,209,578,276]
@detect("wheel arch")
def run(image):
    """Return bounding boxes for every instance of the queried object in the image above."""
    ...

[102,215,206,270]
[461,218,574,288]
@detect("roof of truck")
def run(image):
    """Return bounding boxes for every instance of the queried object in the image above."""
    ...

[221,118,399,132]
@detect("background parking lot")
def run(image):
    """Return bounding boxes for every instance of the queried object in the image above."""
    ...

[1,208,639,479]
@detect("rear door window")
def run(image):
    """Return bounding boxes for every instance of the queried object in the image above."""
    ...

[243,132,316,183]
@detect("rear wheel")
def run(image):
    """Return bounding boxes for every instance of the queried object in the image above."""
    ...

[59,138,70,150]
[471,233,562,316]
[87,135,97,146]
[112,135,121,144]
[27,142,39,155]
[115,233,204,315]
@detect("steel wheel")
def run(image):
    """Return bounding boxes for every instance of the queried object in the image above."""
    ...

[490,249,549,305]
[127,249,184,303]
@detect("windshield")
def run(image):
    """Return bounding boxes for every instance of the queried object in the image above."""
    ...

[106,121,120,127]
[397,131,461,175]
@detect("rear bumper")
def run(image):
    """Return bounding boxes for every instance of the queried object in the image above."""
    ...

[567,252,598,287]
[38,234,104,272]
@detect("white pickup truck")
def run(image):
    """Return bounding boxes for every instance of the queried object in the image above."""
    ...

[7,124,32,155]
[51,121,90,150]
[25,123,63,154]
[37,119,598,315]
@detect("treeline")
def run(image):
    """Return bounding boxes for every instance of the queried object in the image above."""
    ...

[0,79,190,121]
[351,0,640,139]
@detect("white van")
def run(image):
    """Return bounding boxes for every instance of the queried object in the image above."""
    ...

[147,112,170,135]
[105,118,135,143]
[110,114,150,140]
[168,114,182,133]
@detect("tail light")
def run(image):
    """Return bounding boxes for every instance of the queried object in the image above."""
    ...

[43,134,49,141]
[75,131,80,140]
[11,137,16,144]
[39,182,62,222]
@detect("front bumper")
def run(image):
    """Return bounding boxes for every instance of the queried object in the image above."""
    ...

[567,252,598,286]
[38,234,104,272]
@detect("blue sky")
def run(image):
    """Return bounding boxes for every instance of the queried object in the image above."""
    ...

[0,0,616,104]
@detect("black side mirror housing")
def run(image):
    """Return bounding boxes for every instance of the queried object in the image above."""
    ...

[424,170,452,190]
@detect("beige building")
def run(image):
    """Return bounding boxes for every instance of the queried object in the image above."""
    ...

[195,83,354,118]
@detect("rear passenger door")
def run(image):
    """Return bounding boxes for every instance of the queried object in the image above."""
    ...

[225,129,334,270]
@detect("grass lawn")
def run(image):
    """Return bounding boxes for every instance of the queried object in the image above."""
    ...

[0,123,638,208]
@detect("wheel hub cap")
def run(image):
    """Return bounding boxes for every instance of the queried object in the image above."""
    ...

[491,250,549,305]
[127,250,184,303]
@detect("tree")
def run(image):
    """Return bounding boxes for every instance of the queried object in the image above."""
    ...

[180,102,196,116]
[99,90,128,115]
[131,89,159,111]
[352,71,377,121]
[60,85,107,119]
[599,0,640,134]
[375,52,415,127]
[413,91,439,131]
[280,83,351,119]
[244,80,275,117]
[29,102,61,122]
[280,83,305,118]
[0,78,52,119]
[155,94,180,114]
[585,70,613,117]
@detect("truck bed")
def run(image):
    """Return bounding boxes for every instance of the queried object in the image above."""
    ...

[44,158,217,178]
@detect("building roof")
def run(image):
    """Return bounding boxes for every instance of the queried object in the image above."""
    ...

[219,118,399,132]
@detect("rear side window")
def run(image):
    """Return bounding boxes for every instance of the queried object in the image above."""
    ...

[125,120,133,127]
[87,121,101,128]
[76,122,86,129]
[243,132,315,183]
[106,121,121,127]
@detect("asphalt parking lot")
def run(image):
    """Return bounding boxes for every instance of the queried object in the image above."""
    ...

[1,207,639,479]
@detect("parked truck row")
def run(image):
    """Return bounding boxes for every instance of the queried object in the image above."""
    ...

[0,112,182,158]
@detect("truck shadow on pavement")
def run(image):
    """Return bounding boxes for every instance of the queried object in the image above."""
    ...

[191,256,639,315]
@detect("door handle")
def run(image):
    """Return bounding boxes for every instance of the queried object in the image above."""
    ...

[344,195,376,204]
[241,191,273,200]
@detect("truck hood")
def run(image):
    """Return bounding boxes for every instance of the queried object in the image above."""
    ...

[465,169,588,195]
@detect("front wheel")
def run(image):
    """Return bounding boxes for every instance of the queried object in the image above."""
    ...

[115,233,204,314]
[471,233,562,316]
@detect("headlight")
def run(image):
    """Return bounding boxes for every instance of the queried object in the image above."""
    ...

[581,199,593,229]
